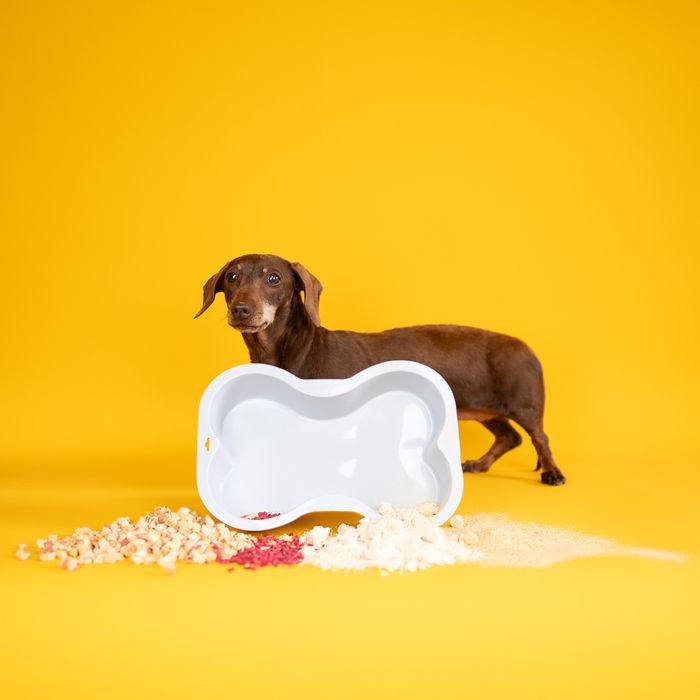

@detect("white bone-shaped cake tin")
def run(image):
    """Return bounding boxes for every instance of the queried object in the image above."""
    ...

[197,360,463,531]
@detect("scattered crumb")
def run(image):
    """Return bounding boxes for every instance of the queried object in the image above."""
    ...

[157,557,177,575]
[302,526,331,548]
[61,557,78,573]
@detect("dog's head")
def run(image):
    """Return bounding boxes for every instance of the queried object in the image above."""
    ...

[194,254,322,331]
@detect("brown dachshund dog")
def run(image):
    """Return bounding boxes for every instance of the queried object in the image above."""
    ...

[195,253,566,485]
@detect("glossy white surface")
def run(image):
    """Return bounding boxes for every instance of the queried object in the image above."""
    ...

[196,361,463,531]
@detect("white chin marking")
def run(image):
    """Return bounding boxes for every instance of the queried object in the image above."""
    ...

[261,302,277,327]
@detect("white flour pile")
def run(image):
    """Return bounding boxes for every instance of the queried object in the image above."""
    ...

[301,502,483,572]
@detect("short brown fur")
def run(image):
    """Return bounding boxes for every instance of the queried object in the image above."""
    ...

[196,254,566,485]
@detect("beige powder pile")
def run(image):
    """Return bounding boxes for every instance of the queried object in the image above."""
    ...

[446,513,686,567]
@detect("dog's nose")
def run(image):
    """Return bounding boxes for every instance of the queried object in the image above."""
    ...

[233,303,251,318]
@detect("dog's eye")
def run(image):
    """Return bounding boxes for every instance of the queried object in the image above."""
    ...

[226,272,237,283]
[267,273,281,285]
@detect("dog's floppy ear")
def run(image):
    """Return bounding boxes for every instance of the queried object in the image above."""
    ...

[291,262,323,327]
[194,259,235,318]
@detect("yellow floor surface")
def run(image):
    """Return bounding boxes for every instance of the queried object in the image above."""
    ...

[3,453,698,700]
[2,4,699,697]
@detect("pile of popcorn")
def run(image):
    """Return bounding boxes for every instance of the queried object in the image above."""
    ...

[16,506,254,574]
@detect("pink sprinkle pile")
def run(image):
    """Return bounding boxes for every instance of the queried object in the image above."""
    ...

[215,535,304,571]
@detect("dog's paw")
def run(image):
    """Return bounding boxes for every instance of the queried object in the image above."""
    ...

[540,469,566,486]
[462,460,490,473]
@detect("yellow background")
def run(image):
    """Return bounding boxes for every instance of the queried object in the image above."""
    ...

[1,1,698,698]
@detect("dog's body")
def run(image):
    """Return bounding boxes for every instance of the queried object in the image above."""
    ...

[196,254,566,485]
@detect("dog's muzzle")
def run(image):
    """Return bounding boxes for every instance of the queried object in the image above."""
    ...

[229,302,276,333]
